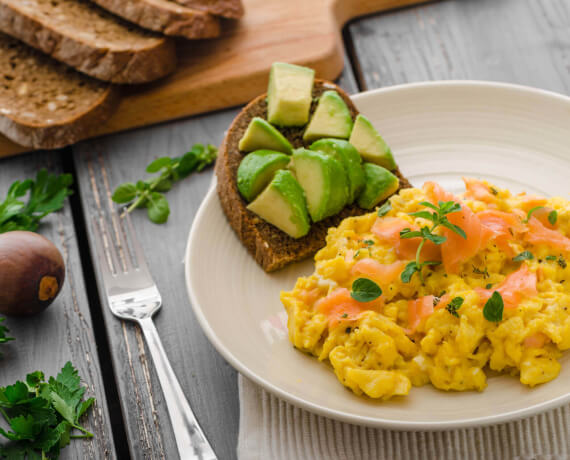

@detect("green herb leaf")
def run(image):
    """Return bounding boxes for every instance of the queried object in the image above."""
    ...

[401,262,419,283]
[548,210,558,226]
[350,278,382,302]
[408,211,436,221]
[400,199,465,283]
[524,206,544,223]
[483,291,504,322]
[112,144,217,224]
[0,317,14,347]
[376,201,391,217]
[513,251,534,262]
[546,255,557,261]
[363,239,374,246]
[0,362,95,458]
[146,193,170,224]
[440,219,467,239]
[485,283,493,289]
[446,297,464,318]
[399,229,422,239]
[558,256,567,269]
[0,169,73,234]
[146,157,173,173]
[111,183,137,204]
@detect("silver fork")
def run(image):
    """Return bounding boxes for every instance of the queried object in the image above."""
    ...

[92,210,217,460]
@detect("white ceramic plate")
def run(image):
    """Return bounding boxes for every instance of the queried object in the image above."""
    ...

[185,81,570,430]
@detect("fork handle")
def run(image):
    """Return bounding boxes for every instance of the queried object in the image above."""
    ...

[139,317,217,460]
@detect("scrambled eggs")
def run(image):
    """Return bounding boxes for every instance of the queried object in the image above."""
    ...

[281,179,570,399]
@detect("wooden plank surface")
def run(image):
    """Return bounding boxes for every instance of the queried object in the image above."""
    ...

[348,0,569,94]
[71,58,357,459]
[0,0,430,158]
[0,151,117,459]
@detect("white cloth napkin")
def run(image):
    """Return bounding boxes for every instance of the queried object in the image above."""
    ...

[237,374,570,460]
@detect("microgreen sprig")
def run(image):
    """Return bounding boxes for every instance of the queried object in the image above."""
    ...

[400,201,466,283]
[0,317,14,352]
[112,144,217,224]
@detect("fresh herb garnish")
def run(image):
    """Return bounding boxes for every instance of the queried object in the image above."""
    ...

[472,265,490,278]
[446,297,464,318]
[558,256,567,269]
[548,210,558,226]
[112,144,217,224]
[485,283,493,289]
[483,291,504,322]
[0,362,95,459]
[400,200,465,283]
[0,317,14,351]
[363,239,374,246]
[490,187,499,196]
[377,201,391,217]
[353,249,361,258]
[341,313,348,318]
[524,206,544,223]
[0,169,73,234]
[513,251,534,262]
[546,255,557,261]
[350,278,382,302]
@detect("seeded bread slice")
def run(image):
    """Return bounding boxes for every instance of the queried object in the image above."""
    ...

[216,80,412,272]
[89,0,221,39]
[0,33,118,149]
[0,0,176,84]
[171,0,244,19]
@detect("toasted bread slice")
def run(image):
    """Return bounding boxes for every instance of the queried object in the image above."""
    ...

[0,0,176,84]
[171,0,244,19]
[0,33,118,149]
[89,0,221,39]
[216,80,411,272]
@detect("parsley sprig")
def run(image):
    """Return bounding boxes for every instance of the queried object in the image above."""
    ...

[0,170,73,234]
[0,362,95,459]
[112,144,217,224]
[0,317,14,351]
[400,201,466,283]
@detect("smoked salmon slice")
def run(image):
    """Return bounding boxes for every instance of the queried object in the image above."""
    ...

[371,217,441,261]
[525,216,570,252]
[351,258,406,285]
[477,209,525,255]
[475,264,537,310]
[423,181,493,273]
[407,295,435,333]
[463,177,499,205]
[316,288,383,328]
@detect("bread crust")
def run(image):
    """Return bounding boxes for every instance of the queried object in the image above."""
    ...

[90,0,221,40]
[0,0,177,84]
[216,79,411,272]
[0,33,119,149]
[171,0,244,19]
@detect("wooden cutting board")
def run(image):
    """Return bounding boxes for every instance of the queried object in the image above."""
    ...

[0,0,428,157]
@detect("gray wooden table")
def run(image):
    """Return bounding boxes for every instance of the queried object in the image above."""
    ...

[0,0,567,458]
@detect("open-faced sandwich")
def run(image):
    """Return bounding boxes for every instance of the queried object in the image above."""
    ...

[216,62,411,271]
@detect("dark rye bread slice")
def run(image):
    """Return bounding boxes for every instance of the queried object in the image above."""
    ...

[89,0,221,39]
[0,0,176,84]
[0,33,118,149]
[171,0,244,19]
[216,79,412,272]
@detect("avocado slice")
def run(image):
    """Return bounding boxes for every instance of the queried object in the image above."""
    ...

[357,163,400,210]
[291,148,348,222]
[349,114,396,170]
[238,117,293,154]
[310,138,364,204]
[267,63,315,127]
[303,91,353,142]
[247,170,310,239]
[237,150,291,202]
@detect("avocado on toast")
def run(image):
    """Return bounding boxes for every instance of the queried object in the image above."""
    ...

[216,78,411,272]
